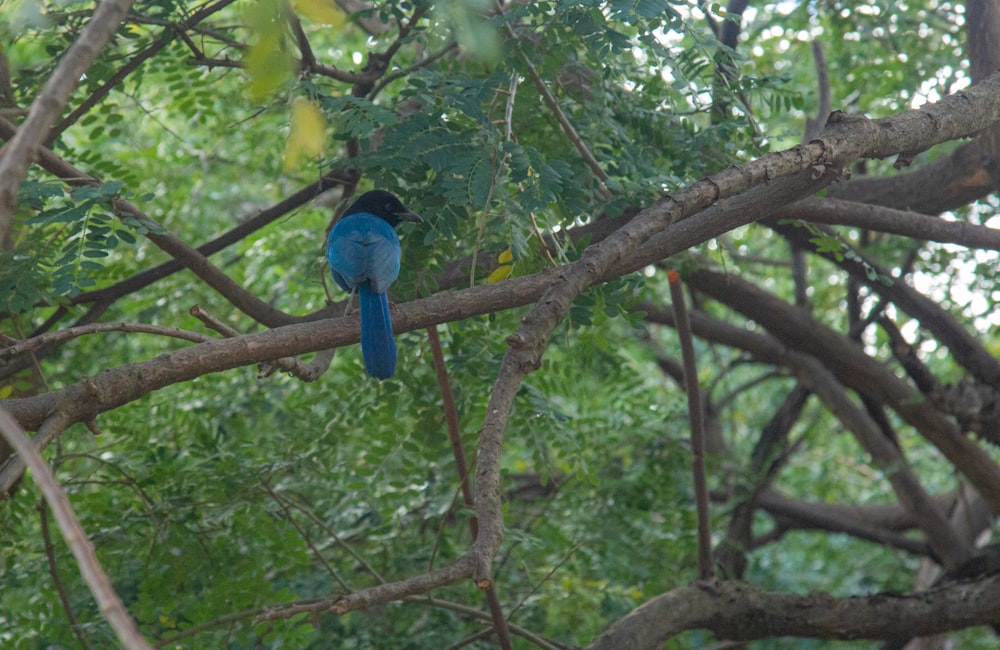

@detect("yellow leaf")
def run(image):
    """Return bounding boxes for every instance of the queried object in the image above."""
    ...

[283,97,327,172]
[244,38,295,101]
[159,615,177,629]
[487,265,511,283]
[488,247,514,283]
[243,0,295,101]
[292,0,344,26]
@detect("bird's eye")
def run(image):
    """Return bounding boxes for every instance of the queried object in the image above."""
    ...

[385,202,394,212]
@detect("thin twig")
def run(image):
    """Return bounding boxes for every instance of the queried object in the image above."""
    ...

[427,325,474,514]
[368,41,459,98]
[668,269,714,582]
[153,606,270,647]
[40,501,94,650]
[497,9,611,197]
[426,325,513,650]
[275,489,387,584]
[260,478,350,591]
[0,321,214,361]
[417,596,565,650]
[49,0,239,143]
[502,70,558,267]
[0,407,153,649]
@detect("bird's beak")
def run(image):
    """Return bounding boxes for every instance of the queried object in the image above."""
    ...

[401,209,422,224]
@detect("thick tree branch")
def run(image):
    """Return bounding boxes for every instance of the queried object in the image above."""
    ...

[827,0,1000,212]
[753,488,934,556]
[589,576,1000,649]
[779,196,1000,250]
[427,324,513,649]
[684,266,1000,513]
[467,72,1000,586]
[4,74,1000,595]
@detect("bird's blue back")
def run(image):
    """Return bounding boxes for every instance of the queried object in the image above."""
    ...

[327,211,403,379]
[327,212,402,294]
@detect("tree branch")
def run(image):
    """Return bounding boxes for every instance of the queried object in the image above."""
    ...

[0,116,294,327]
[0,0,138,243]
[48,0,239,144]
[589,576,1000,649]
[683,266,1000,513]
[0,407,153,649]
[779,196,1000,250]
[769,219,1000,390]
[668,270,714,581]
[1,321,214,361]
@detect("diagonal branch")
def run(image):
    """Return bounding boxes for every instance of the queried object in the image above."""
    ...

[780,196,1000,250]
[0,407,153,649]
[684,266,1000,513]
[47,0,239,144]
[468,69,1000,587]
[769,218,1000,389]
[0,115,293,327]
[0,0,138,244]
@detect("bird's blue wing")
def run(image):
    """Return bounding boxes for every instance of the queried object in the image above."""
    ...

[365,234,401,294]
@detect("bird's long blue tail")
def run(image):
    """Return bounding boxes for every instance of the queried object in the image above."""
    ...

[358,285,397,380]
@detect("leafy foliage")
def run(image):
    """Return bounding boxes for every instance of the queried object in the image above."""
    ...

[1,0,998,648]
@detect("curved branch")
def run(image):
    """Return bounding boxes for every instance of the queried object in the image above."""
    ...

[1,321,214,361]
[589,576,1000,649]
[780,196,1000,250]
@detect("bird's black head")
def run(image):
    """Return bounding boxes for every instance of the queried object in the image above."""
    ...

[343,190,422,228]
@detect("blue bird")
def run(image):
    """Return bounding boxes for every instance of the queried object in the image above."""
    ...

[326,190,421,379]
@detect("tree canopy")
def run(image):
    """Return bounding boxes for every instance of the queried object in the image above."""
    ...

[3,0,1000,648]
